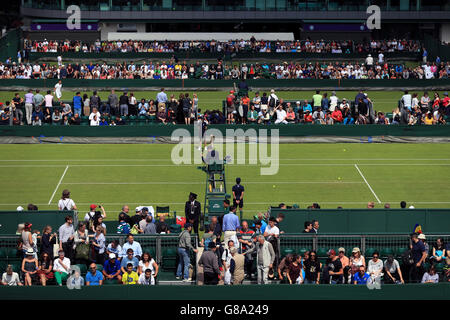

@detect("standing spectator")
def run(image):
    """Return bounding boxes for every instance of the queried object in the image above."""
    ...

[277,254,293,283]
[1,265,23,286]
[90,91,101,112]
[21,248,38,286]
[303,250,321,284]
[243,235,275,284]
[21,222,34,257]
[118,205,133,225]
[185,192,201,235]
[410,233,427,283]
[431,238,446,264]
[312,90,322,111]
[384,255,404,284]
[230,247,245,285]
[232,177,245,214]
[85,263,103,286]
[102,253,122,284]
[83,94,90,116]
[421,265,439,283]
[53,250,70,286]
[323,249,343,284]
[222,206,241,249]
[121,234,142,259]
[73,222,90,265]
[367,251,384,281]
[40,225,57,260]
[58,189,77,211]
[24,89,34,125]
[58,216,75,260]
[312,220,319,233]
[176,223,198,282]
[119,91,129,116]
[143,216,157,234]
[90,226,106,265]
[33,89,44,111]
[156,88,168,110]
[238,221,254,277]
[54,80,63,102]
[72,92,82,116]
[108,89,119,116]
[303,221,313,233]
[199,242,221,285]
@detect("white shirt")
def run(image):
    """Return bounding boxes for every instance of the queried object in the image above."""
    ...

[276,109,286,121]
[330,96,339,108]
[265,225,280,236]
[401,94,412,108]
[139,259,155,274]
[54,83,63,98]
[138,272,155,285]
[366,56,374,65]
[89,112,101,126]
[378,53,384,63]
[58,198,76,211]
[53,257,71,273]
[2,272,21,286]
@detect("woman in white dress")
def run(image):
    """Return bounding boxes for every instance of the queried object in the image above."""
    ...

[138,252,159,285]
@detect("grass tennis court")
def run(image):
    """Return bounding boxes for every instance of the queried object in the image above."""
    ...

[1,143,449,218]
[1,90,447,114]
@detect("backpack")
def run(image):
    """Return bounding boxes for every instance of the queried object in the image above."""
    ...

[268,95,276,108]
[401,249,415,266]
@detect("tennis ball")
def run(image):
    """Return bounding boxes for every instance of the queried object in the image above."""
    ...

[343,149,347,152]
[273,185,276,188]
[338,177,342,180]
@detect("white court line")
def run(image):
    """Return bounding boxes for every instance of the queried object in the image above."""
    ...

[354,164,381,204]
[1,164,450,168]
[0,158,449,162]
[61,181,364,185]
[2,201,450,206]
[48,165,69,205]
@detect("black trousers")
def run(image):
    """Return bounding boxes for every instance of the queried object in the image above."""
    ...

[204,272,219,285]
[62,242,74,262]
[409,264,424,283]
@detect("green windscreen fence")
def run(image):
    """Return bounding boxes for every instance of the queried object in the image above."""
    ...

[271,208,450,234]
[0,210,76,234]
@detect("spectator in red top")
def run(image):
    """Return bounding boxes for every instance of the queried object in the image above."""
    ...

[303,110,313,123]
[331,109,343,123]
[432,92,440,110]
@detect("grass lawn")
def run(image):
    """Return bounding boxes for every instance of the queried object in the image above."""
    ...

[0,143,449,220]
[0,90,447,114]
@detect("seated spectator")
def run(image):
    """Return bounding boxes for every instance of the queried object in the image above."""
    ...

[248,105,258,123]
[69,113,81,125]
[277,254,293,284]
[331,108,343,123]
[286,107,296,123]
[421,265,439,283]
[384,255,404,284]
[322,249,343,284]
[431,238,446,264]
[21,248,38,286]
[303,250,321,284]
[353,265,370,285]
[144,216,157,234]
[43,108,52,124]
[53,250,71,286]
[52,109,62,125]
[155,215,171,234]
[1,265,23,286]
[138,268,155,285]
[287,254,303,284]
[89,107,101,126]
[85,263,103,286]
[120,249,139,273]
[338,248,350,284]
[106,240,122,259]
[102,253,122,283]
[303,110,313,123]
[121,234,142,259]
[122,262,139,285]
[37,252,54,286]
[138,252,159,284]
[349,247,365,282]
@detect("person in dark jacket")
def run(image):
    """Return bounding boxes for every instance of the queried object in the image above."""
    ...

[40,225,57,259]
[185,192,201,234]
[199,242,221,285]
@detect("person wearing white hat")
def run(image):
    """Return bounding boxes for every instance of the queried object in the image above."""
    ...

[409,205,415,209]
[102,253,122,283]
[16,206,24,212]
[21,248,38,286]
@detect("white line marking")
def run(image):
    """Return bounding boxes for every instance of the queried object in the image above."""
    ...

[1,164,450,168]
[48,165,69,205]
[0,158,449,162]
[354,164,381,204]
[61,181,364,185]
[1,201,450,207]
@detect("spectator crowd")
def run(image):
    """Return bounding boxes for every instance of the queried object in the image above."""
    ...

[1,87,448,126]
[23,38,422,54]
[2,190,450,287]
[2,59,449,80]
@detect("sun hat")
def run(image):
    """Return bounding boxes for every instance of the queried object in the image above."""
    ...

[109,253,116,259]
[418,234,426,240]
[352,247,361,253]
[25,248,34,256]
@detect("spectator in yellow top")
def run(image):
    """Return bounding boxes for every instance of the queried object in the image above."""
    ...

[122,262,139,285]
